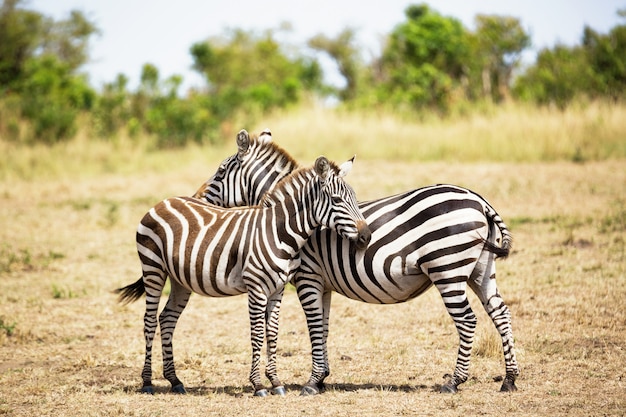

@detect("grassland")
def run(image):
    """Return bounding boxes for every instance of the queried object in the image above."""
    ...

[0,104,625,416]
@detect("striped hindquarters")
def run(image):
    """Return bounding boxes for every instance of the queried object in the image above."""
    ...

[136,197,251,297]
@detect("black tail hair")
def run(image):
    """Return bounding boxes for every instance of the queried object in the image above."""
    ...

[482,239,510,259]
[114,277,145,304]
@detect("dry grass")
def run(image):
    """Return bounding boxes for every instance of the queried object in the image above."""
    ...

[258,101,626,162]
[0,139,624,416]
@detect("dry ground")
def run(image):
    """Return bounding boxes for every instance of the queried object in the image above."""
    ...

[0,158,624,416]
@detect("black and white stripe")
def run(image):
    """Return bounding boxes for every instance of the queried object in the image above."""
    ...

[195,130,519,394]
[117,139,370,396]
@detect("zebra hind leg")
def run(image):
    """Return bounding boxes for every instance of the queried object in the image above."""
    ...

[434,280,477,394]
[141,273,166,394]
[467,243,520,392]
[264,289,286,396]
[247,290,271,397]
[468,273,519,392]
[159,280,192,394]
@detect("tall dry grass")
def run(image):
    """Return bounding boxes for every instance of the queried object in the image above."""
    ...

[254,101,626,163]
[1,101,625,183]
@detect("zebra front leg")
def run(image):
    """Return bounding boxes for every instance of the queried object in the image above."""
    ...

[159,281,192,394]
[247,290,270,396]
[317,289,333,392]
[296,277,328,395]
[264,289,286,395]
[436,281,477,393]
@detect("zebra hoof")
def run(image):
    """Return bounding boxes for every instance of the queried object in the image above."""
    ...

[500,380,518,392]
[300,385,320,396]
[141,385,155,395]
[171,384,186,394]
[254,389,269,397]
[272,386,287,396]
[440,384,458,394]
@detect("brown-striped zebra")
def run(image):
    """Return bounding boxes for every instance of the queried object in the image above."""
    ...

[116,148,371,396]
[194,129,519,394]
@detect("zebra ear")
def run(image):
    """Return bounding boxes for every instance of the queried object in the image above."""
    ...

[338,155,355,178]
[258,128,272,144]
[236,129,250,160]
[314,156,330,182]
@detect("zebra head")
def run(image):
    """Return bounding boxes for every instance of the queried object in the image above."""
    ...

[194,129,298,207]
[312,156,371,250]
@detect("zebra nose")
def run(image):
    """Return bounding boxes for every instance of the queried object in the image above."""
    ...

[355,221,371,249]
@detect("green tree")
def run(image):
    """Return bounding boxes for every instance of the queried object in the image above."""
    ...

[513,10,625,106]
[308,28,362,101]
[471,15,530,102]
[0,0,45,88]
[93,73,130,137]
[190,28,322,120]
[513,45,593,108]
[0,0,97,87]
[19,55,95,143]
[377,4,470,111]
[0,0,98,142]
[583,14,626,99]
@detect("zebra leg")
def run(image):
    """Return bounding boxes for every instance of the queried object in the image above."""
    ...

[141,273,166,394]
[159,280,192,394]
[435,280,477,393]
[318,289,332,392]
[247,290,270,396]
[264,288,286,395]
[295,277,328,396]
[468,253,519,392]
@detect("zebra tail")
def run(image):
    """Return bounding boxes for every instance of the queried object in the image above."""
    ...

[483,203,512,260]
[114,277,145,304]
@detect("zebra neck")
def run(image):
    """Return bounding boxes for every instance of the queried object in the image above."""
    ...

[260,199,317,258]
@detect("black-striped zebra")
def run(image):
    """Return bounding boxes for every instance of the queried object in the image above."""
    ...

[194,129,519,394]
[116,146,371,396]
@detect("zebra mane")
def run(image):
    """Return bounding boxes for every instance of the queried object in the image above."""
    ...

[259,161,341,207]
[250,133,299,172]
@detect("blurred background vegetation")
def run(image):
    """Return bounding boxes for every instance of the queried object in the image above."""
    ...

[0,0,625,149]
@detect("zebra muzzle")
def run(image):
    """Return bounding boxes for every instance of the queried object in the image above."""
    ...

[355,221,371,250]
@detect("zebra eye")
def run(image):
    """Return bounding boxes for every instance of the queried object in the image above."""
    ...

[331,195,343,204]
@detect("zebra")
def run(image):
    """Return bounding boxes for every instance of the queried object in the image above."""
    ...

[116,141,371,397]
[194,129,519,394]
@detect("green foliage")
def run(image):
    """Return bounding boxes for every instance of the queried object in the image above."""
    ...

[513,45,594,108]
[0,245,31,273]
[0,0,97,143]
[0,244,64,273]
[514,11,626,107]
[583,23,626,99]
[308,28,362,101]
[93,64,218,146]
[377,4,470,112]
[51,284,78,299]
[18,55,95,143]
[93,74,130,137]
[469,15,530,102]
[191,28,322,117]
[0,317,16,336]
[0,0,45,88]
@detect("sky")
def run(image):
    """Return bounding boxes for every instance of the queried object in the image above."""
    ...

[29,0,626,92]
